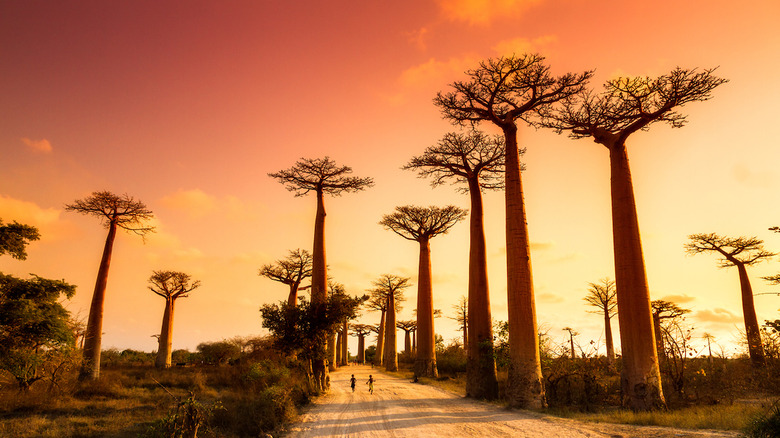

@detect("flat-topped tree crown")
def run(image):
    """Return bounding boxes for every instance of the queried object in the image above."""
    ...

[379,205,467,242]
[65,191,155,237]
[268,156,374,197]
[149,270,201,300]
[554,67,727,146]
[685,233,776,267]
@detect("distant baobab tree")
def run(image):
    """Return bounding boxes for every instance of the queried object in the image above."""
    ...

[397,320,417,356]
[449,296,468,350]
[259,249,312,307]
[65,191,154,381]
[380,205,467,378]
[562,327,579,359]
[406,130,504,399]
[365,276,405,367]
[351,324,373,364]
[435,54,592,408]
[0,218,40,260]
[583,278,617,364]
[368,274,411,372]
[551,67,727,410]
[685,233,775,367]
[148,270,201,369]
[650,299,690,362]
[269,157,373,390]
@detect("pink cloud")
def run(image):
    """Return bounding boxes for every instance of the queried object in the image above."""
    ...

[21,137,52,153]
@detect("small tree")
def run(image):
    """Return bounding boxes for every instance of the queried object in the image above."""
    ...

[583,278,617,364]
[0,219,40,260]
[65,191,154,380]
[650,300,690,362]
[562,327,579,359]
[367,274,411,372]
[259,249,312,307]
[380,205,467,377]
[0,273,76,390]
[449,296,468,350]
[269,157,373,390]
[396,320,417,356]
[686,233,774,367]
[148,270,201,369]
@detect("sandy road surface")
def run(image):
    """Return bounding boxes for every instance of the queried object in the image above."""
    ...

[284,365,740,438]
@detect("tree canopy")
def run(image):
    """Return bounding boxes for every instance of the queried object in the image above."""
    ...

[268,156,374,197]
[379,205,467,242]
[0,219,40,260]
[65,191,155,237]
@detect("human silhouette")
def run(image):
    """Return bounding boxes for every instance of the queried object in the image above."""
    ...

[350,374,356,392]
[366,375,374,394]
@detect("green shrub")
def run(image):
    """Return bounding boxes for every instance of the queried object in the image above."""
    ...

[744,401,780,438]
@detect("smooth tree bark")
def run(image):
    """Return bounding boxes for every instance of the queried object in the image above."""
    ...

[435,54,592,408]
[65,191,154,381]
[397,320,417,355]
[584,278,618,364]
[269,157,373,391]
[551,67,726,410]
[685,233,774,368]
[380,205,467,378]
[340,319,349,365]
[148,271,201,369]
[406,130,505,399]
[259,249,312,307]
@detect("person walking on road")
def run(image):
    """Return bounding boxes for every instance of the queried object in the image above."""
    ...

[350,374,357,392]
[366,375,374,394]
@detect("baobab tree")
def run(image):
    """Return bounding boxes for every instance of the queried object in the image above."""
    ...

[406,130,504,399]
[368,274,411,372]
[351,324,373,364]
[650,299,690,362]
[380,205,467,377]
[259,249,312,307]
[435,54,592,408]
[148,270,201,369]
[685,233,774,367]
[65,191,154,380]
[563,327,579,359]
[269,157,373,390]
[551,67,726,410]
[583,278,617,364]
[450,296,468,349]
[397,320,417,356]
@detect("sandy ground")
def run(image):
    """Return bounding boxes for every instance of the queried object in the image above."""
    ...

[283,365,741,438]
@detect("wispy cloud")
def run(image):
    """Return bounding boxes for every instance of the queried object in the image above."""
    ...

[435,0,543,25]
[21,137,52,153]
[693,308,742,324]
[537,292,564,303]
[659,294,697,304]
[492,36,557,57]
[160,189,218,218]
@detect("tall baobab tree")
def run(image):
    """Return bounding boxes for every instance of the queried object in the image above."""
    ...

[380,205,467,378]
[397,320,417,356]
[685,233,774,367]
[269,157,373,390]
[435,54,592,408]
[406,130,504,399]
[65,191,154,381]
[551,68,726,410]
[351,324,373,364]
[583,278,617,364]
[367,274,411,372]
[259,249,312,307]
[148,270,201,369]
[650,299,690,362]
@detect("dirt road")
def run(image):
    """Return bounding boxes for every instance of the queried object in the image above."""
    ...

[284,365,739,438]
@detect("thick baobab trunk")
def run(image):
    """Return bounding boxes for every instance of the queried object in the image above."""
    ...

[79,219,118,381]
[605,312,616,364]
[327,332,337,371]
[652,312,666,362]
[311,189,329,390]
[375,309,386,366]
[155,298,175,369]
[502,126,544,408]
[357,334,365,364]
[412,329,417,355]
[385,292,398,372]
[341,320,349,365]
[335,331,343,366]
[609,141,665,410]
[415,238,438,378]
[466,178,498,399]
[404,330,411,355]
[287,283,298,307]
[736,263,766,367]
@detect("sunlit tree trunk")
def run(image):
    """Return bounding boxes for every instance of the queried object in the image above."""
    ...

[311,189,329,389]
[155,297,175,369]
[466,178,498,399]
[385,292,398,372]
[605,312,616,364]
[502,126,544,408]
[79,218,117,381]
[652,312,665,362]
[357,334,365,364]
[375,309,386,366]
[736,263,766,367]
[341,319,349,366]
[327,332,337,371]
[415,237,438,378]
[609,141,665,410]
[335,331,343,366]
[287,283,298,307]
[404,330,411,355]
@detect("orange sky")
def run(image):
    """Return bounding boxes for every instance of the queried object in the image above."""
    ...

[2,0,780,358]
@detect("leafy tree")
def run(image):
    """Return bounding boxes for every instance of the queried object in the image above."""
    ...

[380,205,467,378]
[583,278,617,364]
[435,54,591,408]
[686,233,774,367]
[0,219,40,260]
[196,341,240,366]
[259,248,312,307]
[269,157,373,390]
[0,273,76,390]
[367,274,411,372]
[406,130,504,399]
[148,270,201,369]
[551,68,726,410]
[65,191,154,380]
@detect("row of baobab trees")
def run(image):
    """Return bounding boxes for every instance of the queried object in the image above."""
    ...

[66,53,728,412]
